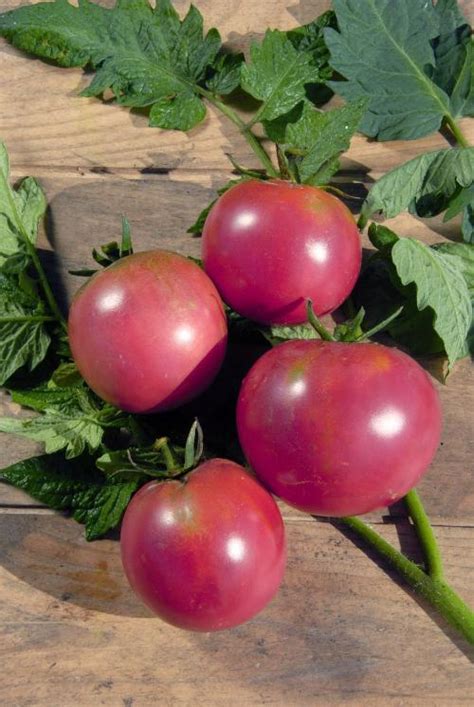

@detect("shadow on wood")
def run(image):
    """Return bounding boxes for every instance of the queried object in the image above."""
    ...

[332,518,474,663]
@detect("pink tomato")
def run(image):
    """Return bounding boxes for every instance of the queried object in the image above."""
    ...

[237,340,442,516]
[68,251,227,413]
[202,179,361,324]
[120,459,286,631]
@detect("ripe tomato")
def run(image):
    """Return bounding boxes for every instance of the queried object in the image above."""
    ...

[68,251,227,413]
[120,459,286,631]
[237,340,442,516]
[202,179,361,325]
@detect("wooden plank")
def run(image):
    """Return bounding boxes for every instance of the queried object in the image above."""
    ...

[1,1,473,178]
[0,0,473,703]
[0,512,473,706]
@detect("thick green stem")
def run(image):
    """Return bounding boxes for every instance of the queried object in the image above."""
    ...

[200,90,279,178]
[442,115,470,149]
[0,315,56,323]
[306,299,336,341]
[2,174,67,330]
[405,489,444,581]
[339,515,474,645]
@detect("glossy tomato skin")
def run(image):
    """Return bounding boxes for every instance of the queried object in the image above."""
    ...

[68,251,227,414]
[120,460,286,631]
[237,341,442,516]
[202,179,361,325]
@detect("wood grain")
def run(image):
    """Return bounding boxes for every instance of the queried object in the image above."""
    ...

[0,0,473,178]
[0,513,473,706]
[0,0,474,704]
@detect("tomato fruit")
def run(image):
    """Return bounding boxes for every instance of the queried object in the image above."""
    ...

[237,340,442,516]
[120,459,286,631]
[202,179,361,325]
[68,251,227,413]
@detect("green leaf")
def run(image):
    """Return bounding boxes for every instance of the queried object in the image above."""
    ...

[51,362,82,387]
[11,381,81,412]
[386,299,445,356]
[443,184,474,220]
[286,10,337,98]
[206,51,244,95]
[183,419,204,471]
[0,0,223,132]
[357,231,474,359]
[264,98,366,185]
[462,204,474,243]
[352,256,444,356]
[368,223,399,251]
[0,453,138,540]
[240,30,316,122]
[259,323,319,347]
[75,481,139,540]
[391,238,471,365]
[431,0,474,118]
[120,216,133,256]
[287,11,336,69]
[361,147,474,221]
[71,217,135,276]
[333,308,365,342]
[0,143,52,381]
[325,0,453,140]
[432,242,474,293]
[432,241,474,356]
[0,142,46,269]
[450,40,474,118]
[96,424,200,480]
[0,273,51,385]
[0,384,125,458]
[149,92,206,131]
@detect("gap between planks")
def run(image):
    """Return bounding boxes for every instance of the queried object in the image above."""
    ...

[0,505,472,528]
[9,163,373,181]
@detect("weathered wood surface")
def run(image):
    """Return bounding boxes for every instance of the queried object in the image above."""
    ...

[1,0,474,704]
[1,513,473,706]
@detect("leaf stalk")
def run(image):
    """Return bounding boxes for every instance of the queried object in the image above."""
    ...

[200,89,279,177]
[1,171,67,330]
[442,115,471,149]
[338,513,474,645]
[405,489,444,581]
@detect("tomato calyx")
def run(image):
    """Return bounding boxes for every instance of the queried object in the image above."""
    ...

[96,419,204,484]
[306,299,404,344]
[69,216,134,278]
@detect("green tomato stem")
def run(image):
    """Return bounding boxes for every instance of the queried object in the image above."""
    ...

[442,115,471,149]
[200,90,279,178]
[405,489,444,581]
[2,172,67,331]
[339,514,474,645]
[306,300,336,341]
[153,437,178,472]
